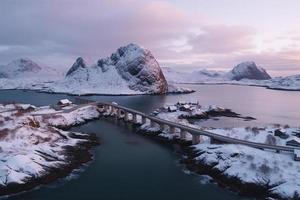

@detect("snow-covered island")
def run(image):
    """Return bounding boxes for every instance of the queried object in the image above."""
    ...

[0,101,101,195]
[163,61,300,91]
[139,102,300,199]
[0,44,193,95]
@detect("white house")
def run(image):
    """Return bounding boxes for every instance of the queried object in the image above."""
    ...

[57,99,72,106]
[168,105,177,112]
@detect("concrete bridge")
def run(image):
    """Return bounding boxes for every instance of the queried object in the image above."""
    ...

[74,98,300,159]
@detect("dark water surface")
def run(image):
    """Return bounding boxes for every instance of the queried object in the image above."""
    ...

[1,85,299,200]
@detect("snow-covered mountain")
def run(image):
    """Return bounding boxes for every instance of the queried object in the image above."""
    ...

[0,44,192,95]
[227,61,271,81]
[163,61,300,91]
[66,57,87,77]
[54,43,168,95]
[0,58,42,78]
[0,58,61,78]
[164,61,271,83]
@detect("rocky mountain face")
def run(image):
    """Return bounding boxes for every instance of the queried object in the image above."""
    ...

[66,57,87,77]
[227,61,272,81]
[65,43,168,94]
[0,58,42,78]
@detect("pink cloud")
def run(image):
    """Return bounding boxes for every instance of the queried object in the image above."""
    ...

[188,25,256,54]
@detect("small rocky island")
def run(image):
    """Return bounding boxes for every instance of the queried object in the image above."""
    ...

[0,100,101,195]
[138,102,300,200]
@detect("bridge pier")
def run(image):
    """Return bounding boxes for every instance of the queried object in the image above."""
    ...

[142,116,147,124]
[159,123,165,132]
[98,105,105,113]
[169,126,176,134]
[124,112,130,121]
[150,119,155,127]
[133,114,138,124]
[117,109,123,119]
[192,135,201,144]
[180,130,188,140]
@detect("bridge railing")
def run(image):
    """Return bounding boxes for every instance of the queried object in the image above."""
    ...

[75,98,300,153]
[97,101,300,153]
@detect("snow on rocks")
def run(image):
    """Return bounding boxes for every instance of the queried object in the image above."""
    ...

[46,105,101,128]
[194,143,300,199]
[227,61,272,81]
[163,62,300,91]
[0,45,194,95]
[155,102,251,121]
[0,103,100,195]
[55,43,169,95]
[149,103,300,199]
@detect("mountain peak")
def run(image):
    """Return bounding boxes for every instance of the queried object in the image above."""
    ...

[66,57,87,77]
[7,58,42,72]
[0,58,42,78]
[228,61,271,81]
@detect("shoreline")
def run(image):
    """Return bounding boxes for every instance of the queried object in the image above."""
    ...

[132,124,289,200]
[0,132,99,197]
[0,88,195,97]
[175,82,300,92]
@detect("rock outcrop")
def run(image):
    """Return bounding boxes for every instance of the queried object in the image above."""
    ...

[66,57,87,77]
[64,43,168,94]
[228,61,272,81]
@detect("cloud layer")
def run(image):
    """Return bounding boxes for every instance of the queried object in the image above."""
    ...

[0,0,299,76]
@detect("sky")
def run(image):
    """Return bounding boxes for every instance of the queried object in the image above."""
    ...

[0,0,300,76]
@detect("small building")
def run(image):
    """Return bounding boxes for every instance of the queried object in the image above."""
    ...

[286,138,300,147]
[274,129,289,139]
[16,104,36,112]
[57,99,72,106]
[179,104,191,111]
[168,105,177,112]
[294,150,300,161]
[177,101,187,105]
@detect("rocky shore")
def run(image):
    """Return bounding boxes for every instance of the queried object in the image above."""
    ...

[128,102,300,200]
[0,103,101,196]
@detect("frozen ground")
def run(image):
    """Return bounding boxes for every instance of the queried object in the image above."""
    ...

[0,102,100,195]
[142,102,300,199]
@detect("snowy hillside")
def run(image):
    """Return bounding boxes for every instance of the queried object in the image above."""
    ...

[227,61,271,81]
[0,44,193,95]
[56,43,168,95]
[163,62,300,91]
[0,58,62,90]
[0,58,60,78]
[267,75,300,91]
[0,103,99,195]
[0,58,42,78]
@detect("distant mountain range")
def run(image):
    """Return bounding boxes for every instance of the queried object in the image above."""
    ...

[0,44,191,95]
[163,61,300,91]
[0,44,299,94]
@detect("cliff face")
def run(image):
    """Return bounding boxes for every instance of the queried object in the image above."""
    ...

[65,43,168,94]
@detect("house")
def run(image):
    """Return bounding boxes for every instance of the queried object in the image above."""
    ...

[179,104,191,111]
[16,104,36,112]
[286,138,300,147]
[168,105,177,112]
[294,150,300,161]
[57,99,72,106]
[274,129,289,139]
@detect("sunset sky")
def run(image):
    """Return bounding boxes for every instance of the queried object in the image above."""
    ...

[1,0,300,76]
